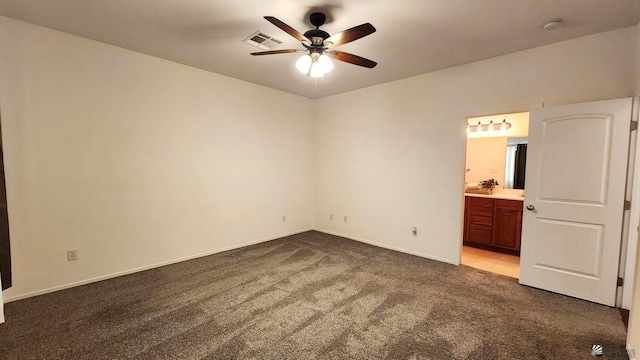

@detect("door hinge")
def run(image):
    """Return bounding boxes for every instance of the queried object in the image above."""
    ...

[632,121,638,131]
[624,200,632,211]
[618,277,624,287]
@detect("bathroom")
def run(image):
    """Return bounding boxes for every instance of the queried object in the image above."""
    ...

[462,111,529,278]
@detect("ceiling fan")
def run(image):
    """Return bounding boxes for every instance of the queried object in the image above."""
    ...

[251,12,377,78]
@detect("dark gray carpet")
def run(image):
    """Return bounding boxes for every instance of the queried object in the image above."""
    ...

[0,231,629,359]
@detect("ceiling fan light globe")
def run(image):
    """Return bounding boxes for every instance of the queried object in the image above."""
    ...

[317,54,334,73]
[309,62,325,77]
[296,55,312,73]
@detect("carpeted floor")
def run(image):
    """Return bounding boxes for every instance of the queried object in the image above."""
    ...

[0,231,629,359]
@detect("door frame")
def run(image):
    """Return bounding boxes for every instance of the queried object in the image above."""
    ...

[622,95,640,309]
[460,105,538,271]
[0,107,3,324]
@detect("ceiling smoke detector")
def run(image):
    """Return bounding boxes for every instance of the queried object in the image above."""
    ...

[543,19,562,31]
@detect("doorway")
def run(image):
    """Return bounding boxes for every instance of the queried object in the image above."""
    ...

[461,111,529,278]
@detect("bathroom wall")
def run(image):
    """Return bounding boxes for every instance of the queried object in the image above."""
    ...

[465,137,508,188]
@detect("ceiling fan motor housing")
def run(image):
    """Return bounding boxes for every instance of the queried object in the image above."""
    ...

[304,29,330,46]
[305,12,330,46]
[309,12,326,28]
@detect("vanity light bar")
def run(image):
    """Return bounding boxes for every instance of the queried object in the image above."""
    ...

[467,119,512,133]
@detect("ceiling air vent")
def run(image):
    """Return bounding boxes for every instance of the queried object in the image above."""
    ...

[243,31,282,50]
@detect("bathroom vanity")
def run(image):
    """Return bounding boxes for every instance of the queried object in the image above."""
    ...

[463,193,524,254]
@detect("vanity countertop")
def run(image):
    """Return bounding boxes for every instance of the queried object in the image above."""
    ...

[464,192,525,201]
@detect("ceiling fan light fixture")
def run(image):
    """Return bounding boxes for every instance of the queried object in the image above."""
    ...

[309,62,325,77]
[296,53,333,77]
[317,54,334,73]
[295,54,312,73]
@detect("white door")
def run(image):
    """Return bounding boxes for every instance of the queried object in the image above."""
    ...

[519,98,632,306]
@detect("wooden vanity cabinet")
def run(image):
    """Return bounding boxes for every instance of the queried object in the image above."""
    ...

[464,196,523,253]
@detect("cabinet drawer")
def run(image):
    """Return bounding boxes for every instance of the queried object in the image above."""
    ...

[469,214,493,227]
[467,225,493,245]
[469,206,493,217]
[468,196,494,208]
[495,199,523,210]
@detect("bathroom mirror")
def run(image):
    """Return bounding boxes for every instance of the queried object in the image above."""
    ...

[465,111,529,191]
[464,136,527,190]
[504,137,527,189]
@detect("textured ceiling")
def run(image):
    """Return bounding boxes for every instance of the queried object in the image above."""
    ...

[0,0,639,99]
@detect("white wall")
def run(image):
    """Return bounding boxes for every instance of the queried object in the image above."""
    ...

[314,26,637,264]
[628,226,640,356]
[0,16,315,301]
[628,22,640,353]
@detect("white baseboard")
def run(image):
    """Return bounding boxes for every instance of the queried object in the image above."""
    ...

[4,228,313,303]
[312,228,457,265]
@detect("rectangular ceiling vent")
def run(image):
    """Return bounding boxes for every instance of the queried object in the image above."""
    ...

[243,31,283,50]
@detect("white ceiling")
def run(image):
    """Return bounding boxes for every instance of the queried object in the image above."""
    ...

[1,1,639,99]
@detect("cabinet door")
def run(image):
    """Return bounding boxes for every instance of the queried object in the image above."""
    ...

[493,207,522,250]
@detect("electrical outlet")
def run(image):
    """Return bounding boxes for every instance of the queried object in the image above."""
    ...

[330,214,333,220]
[282,215,286,222]
[344,216,348,223]
[67,249,78,261]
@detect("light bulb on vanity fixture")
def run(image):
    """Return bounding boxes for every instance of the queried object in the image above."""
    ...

[467,119,512,133]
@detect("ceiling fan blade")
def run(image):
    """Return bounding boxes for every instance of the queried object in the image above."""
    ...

[250,49,304,56]
[264,16,310,43]
[323,23,376,47]
[327,50,377,68]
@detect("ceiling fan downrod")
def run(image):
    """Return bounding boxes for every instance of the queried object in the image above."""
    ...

[304,13,330,46]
